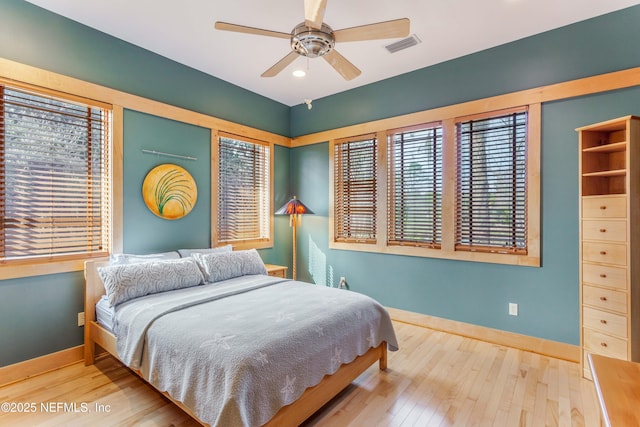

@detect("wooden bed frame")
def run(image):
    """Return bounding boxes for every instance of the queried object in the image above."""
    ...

[84,259,388,427]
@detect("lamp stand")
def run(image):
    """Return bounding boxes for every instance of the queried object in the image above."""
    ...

[276,196,313,281]
[291,214,297,280]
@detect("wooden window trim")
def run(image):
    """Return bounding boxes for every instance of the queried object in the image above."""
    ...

[292,66,640,148]
[330,105,541,267]
[211,131,274,251]
[0,85,114,278]
[16,58,640,272]
[332,134,379,244]
[0,59,284,279]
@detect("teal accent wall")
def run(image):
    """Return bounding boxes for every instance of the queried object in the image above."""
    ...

[259,144,295,269]
[287,5,640,345]
[0,0,290,367]
[0,0,289,136]
[122,110,212,253]
[2,0,640,367]
[290,6,640,137]
[290,87,640,345]
[0,272,84,366]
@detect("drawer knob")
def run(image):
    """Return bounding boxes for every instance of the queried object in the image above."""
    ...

[600,319,608,324]
[600,273,607,278]
[600,205,607,210]
[600,296,608,301]
[600,251,607,255]
[599,228,607,233]
[600,342,608,347]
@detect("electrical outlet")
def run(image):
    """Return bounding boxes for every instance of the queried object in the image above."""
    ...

[508,303,518,316]
[77,312,85,327]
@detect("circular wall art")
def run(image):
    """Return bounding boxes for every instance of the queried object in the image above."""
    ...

[142,164,197,220]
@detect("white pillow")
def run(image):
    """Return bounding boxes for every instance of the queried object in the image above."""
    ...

[98,258,204,306]
[178,245,233,258]
[109,251,180,265]
[194,249,267,283]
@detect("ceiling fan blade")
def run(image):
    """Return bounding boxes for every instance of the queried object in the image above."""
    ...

[323,50,361,81]
[334,18,410,42]
[215,22,290,39]
[304,0,327,29]
[261,51,300,77]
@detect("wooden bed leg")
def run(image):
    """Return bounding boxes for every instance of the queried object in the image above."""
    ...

[379,343,388,371]
[84,260,108,366]
[84,324,96,366]
[84,341,95,366]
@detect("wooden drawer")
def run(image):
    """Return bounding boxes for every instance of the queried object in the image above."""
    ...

[582,196,626,218]
[582,263,627,290]
[582,242,627,266]
[582,220,626,242]
[583,306,627,338]
[583,284,627,314]
[583,329,628,359]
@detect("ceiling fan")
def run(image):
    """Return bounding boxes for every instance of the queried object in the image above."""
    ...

[214,0,410,81]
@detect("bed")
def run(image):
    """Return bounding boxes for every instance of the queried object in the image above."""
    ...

[84,250,398,427]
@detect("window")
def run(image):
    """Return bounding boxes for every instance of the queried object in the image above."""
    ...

[456,109,527,254]
[329,104,540,266]
[388,123,443,248]
[333,134,378,243]
[0,85,111,263]
[216,133,271,248]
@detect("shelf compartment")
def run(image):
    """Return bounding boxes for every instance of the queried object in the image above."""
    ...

[582,149,626,174]
[579,125,626,150]
[582,175,626,196]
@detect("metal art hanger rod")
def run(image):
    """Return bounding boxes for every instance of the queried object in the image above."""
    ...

[141,149,197,161]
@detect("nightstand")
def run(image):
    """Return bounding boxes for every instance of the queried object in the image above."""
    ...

[265,264,288,278]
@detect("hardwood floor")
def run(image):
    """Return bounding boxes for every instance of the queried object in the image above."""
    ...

[0,321,600,426]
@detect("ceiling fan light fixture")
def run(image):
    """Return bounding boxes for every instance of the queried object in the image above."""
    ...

[291,23,335,58]
[292,69,307,78]
[215,1,409,81]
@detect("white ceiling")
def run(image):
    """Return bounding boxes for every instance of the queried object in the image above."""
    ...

[26,0,640,107]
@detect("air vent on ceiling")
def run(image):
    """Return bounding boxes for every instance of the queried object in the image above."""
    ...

[385,34,421,54]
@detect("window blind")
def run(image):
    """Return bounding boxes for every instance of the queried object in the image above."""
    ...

[217,135,270,243]
[456,110,527,254]
[334,135,377,243]
[388,124,443,248]
[0,85,111,260]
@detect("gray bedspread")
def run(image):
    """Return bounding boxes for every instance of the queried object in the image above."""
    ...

[113,274,398,427]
